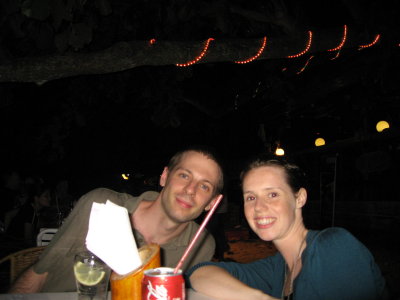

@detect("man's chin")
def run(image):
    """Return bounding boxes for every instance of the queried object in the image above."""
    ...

[170,211,198,224]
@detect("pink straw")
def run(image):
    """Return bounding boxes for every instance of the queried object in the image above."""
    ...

[173,194,224,273]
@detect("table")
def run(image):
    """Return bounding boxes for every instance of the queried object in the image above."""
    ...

[0,289,214,300]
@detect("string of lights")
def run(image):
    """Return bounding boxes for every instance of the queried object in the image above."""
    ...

[176,38,214,67]
[147,25,388,69]
[358,34,380,50]
[327,25,347,52]
[296,55,314,74]
[327,25,347,60]
[287,31,313,58]
[234,37,267,64]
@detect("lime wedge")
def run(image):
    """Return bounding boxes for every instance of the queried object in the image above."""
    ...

[74,261,105,286]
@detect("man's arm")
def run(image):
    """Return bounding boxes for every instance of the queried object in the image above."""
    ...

[9,266,48,294]
[190,265,277,300]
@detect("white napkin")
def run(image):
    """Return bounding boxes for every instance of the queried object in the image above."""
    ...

[86,200,142,275]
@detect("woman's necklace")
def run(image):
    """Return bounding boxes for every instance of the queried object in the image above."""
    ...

[281,231,308,300]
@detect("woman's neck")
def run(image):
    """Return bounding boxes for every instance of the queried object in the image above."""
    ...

[279,226,308,298]
[275,225,308,271]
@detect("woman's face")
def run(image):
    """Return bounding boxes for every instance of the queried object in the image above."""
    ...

[242,166,303,242]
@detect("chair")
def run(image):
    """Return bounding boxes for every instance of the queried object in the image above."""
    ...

[36,228,58,246]
[0,246,46,285]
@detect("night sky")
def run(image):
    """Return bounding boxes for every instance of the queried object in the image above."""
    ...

[1,0,399,195]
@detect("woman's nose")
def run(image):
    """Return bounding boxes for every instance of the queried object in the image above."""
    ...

[254,198,265,211]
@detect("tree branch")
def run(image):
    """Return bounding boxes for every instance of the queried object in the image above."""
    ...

[0,27,376,83]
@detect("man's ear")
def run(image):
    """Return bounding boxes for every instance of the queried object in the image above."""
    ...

[204,194,222,211]
[159,167,169,187]
[295,188,307,208]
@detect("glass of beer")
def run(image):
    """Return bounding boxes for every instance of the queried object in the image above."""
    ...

[74,251,111,300]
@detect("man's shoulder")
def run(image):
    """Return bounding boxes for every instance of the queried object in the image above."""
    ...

[78,188,159,212]
[85,187,121,197]
[75,188,131,209]
[136,190,159,202]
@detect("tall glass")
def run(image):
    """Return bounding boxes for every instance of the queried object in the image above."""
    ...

[110,244,160,300]
[74,251,111,300]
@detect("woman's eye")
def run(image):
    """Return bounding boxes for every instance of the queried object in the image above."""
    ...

[245,196,255,202]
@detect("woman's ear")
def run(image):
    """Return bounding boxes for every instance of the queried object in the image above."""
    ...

[159,167,169,187]
[295,188,307,208]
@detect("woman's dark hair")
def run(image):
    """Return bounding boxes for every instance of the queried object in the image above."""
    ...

[240,154,307,193]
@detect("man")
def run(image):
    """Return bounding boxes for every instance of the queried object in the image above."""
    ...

[10,146,224,293]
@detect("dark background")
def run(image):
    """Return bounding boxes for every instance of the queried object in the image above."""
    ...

[1,0,398,192]
[1,0,399,237]
[0,0,400,295]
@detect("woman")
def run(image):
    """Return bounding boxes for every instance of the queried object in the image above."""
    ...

[187,155,388,300]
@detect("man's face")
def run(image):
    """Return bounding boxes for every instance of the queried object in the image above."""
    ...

[159,151,221,223]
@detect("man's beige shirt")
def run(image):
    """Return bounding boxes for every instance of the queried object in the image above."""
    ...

[34,188,215,292]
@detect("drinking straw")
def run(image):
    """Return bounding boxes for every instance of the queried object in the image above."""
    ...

[173,194,224,273]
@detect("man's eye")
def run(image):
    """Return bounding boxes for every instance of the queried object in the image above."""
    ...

[268,192,278,198]
[179,173,189,179]
[200,184,210,191]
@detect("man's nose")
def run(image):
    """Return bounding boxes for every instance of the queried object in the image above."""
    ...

[184,180,196,195]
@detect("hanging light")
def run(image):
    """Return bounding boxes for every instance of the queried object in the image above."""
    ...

[376,120,389,132]
[315,137,326,147]
[121,173,130,180]
[275,146,285,156]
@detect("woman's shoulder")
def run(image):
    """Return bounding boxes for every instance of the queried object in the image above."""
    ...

[309,227,356,242]
[304,230,387,299]
[307,227,370,256]
[309,227,354,239]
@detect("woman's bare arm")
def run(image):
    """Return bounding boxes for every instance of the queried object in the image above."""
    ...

[190,265,278,300]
